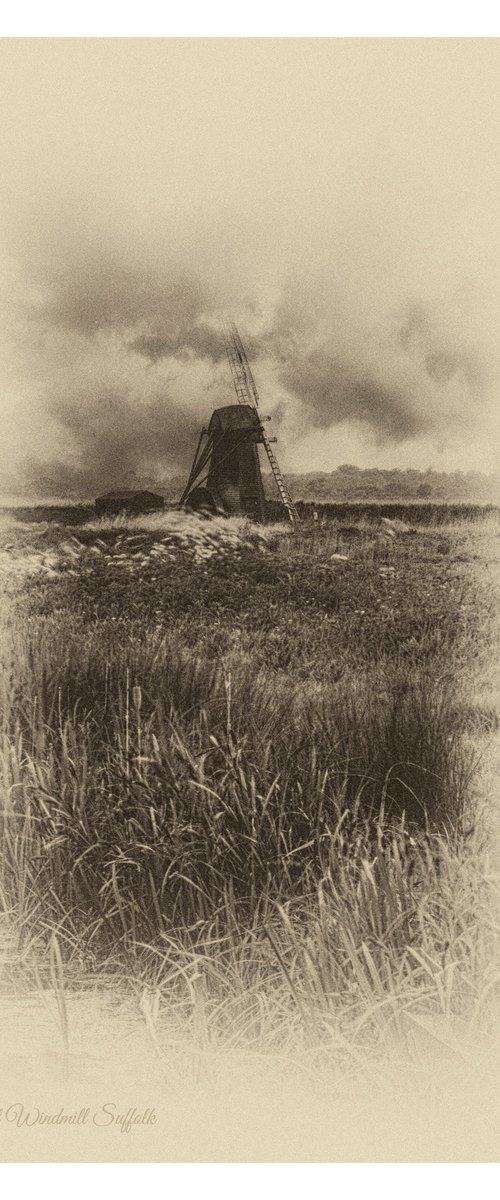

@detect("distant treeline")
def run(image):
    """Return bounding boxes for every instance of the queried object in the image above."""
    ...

[281,465,500,505]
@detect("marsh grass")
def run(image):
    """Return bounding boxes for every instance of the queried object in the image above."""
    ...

[0,506,499,1071]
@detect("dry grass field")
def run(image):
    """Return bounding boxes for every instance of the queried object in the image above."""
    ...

[0,503,499,1158]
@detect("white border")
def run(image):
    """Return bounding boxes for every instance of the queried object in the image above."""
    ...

[1,5,500,39]
[2,1162,500,1196]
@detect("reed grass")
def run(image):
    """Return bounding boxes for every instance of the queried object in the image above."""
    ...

[0,506,498,1068]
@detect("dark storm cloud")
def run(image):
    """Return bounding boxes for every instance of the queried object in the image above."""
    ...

[261,288,495,444]
[130,322,227,364]
[397,302,491,393]
[276,347,424,442]
[25,244,222,355]
[21,389,202,499]
[2,213,231,496]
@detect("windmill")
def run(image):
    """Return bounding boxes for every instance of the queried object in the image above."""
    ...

[179,323,299,524]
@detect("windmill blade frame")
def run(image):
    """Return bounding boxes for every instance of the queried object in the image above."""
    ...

[224,324,299,525]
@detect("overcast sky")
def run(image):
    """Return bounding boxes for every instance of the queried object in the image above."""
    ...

[1,38,499,498]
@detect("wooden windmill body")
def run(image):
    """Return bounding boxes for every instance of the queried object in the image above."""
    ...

[179,325,298,524]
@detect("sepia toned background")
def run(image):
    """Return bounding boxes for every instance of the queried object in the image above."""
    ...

[1,38,500,1165]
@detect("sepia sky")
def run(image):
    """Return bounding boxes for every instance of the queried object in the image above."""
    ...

[1,38,500,497]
